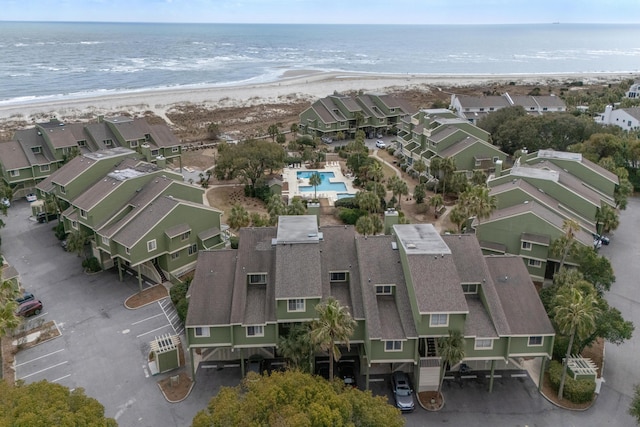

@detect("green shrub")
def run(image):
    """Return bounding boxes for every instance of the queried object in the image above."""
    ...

[54,222,66,240]
[337,207,366,225]
[230,236,239,249]
[170,282,189,306]
[547,360,596,404]
[387,147,395,155]
[175,298,189,322]
[81,257,102,272]
[334,197,358,209]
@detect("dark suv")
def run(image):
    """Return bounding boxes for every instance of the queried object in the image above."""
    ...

[37,212,58,223]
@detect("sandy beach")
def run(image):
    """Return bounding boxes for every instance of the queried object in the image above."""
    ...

[1,70,637,124]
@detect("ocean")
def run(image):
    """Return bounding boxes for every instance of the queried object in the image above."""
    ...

[1,21,640,105]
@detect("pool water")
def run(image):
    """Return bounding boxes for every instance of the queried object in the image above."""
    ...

[297,171,347,192]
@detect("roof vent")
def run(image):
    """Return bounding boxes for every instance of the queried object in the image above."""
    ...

[391,242,398,250]
[407,243,417,249]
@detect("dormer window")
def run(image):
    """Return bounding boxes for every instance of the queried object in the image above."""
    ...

[430,313,448,327]
[104,139,112,146]
[60,185,66,194]
[40,165,50,172]
[130,140,138,148]
[31,146,42,154]
[375,285,394,295]
[462,284,478,294]
[181,231,191,241]
[330,272,347,282]
[151,149,159,156]
[80,209,87,219]
[248,273,267,285]
[77,140,86,147]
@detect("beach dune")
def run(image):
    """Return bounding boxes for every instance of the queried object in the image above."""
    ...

[0,70,635,123]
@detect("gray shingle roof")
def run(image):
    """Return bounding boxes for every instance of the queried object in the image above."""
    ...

[275,242,322,299]
[0,140,30,170]
[185,250,237,327]
[319,226,364,319]
[464,296,499,338]
[486,255,555,336]
[230,227,277,325]
[356,235,417,341]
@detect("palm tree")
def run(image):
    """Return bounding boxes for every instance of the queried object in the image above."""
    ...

[287,197,307,215]
[448,205,468,233]
[464,185,497,228]
[228,204,250,231]
[553,285,600,400]
[309,172,322,200]
[595,203,619,235]
[356,190,381,214]
[66,230,88,258]
[310,297,357,381]
[429,194,444,216]
[289,123,299,138]
[550,219,581,270]
[387,176,409,208]
[437,330,465,401]
[413,159,427,178]
[355,214,375,236]
[278,323,315,373]
[0,279,21,337]
[267,195,287,225]
[267,123,280,142]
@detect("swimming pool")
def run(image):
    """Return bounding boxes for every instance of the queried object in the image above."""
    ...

[297,171,347,192]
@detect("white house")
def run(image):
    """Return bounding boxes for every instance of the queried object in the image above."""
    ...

[626,81,640,99]
[450,93,567,124]
[596,105,640,131]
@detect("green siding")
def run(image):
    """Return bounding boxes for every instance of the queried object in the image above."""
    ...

[508,336,553,357]
[464,337,508,359]
[232,324,277,347]
[369,339,417,362]
[275,298,321,321]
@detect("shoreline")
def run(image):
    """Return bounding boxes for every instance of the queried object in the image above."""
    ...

[1,70,637,123]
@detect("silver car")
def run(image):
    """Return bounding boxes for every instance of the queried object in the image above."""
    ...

[391,371,415,412]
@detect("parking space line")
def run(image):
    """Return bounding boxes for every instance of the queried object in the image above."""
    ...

[19,361,68,380]
[511,373,528,378]
[136,324,172,338]
[131,313,164,325]
[52,374,71,383]
[15,348,65,367]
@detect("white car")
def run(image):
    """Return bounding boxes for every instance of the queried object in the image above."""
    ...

[26,193,37,202]
[1,197,9,208]
[375,140,386,148]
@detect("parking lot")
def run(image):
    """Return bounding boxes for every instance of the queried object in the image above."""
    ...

[3,197,638,426]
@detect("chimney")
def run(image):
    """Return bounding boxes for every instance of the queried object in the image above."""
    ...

[494,159,503,176]
[384,208,399,235]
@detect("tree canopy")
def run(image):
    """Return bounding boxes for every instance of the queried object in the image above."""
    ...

[192,370,404,427]
[214,140,285,188]
[0,380,116,426]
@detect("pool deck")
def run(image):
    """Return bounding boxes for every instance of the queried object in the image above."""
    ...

[282,162,357,206]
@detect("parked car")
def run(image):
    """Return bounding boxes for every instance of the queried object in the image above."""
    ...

[391,371,415,412]
[321,136,333,144]
[338,360,357,387]
[60,239,68,251]
[592,233,610,245]
[16,300,43,317]
[375,140,386,148]
[37,212,58,223]
[1,197,10,208]
[16,292,35,304]
[26,193,37,202]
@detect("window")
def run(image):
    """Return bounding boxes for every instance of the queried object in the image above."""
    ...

[528,259,542,268]
[147,239,157,252]
[101,235,109,246]
[40,164,50,172]
[375,285,393,295]
[384,340,403,352]
[430,313,448,327]
[125,247,130,255]
[172,146,179,153]
[145,133,151,141]
[246,325,264,337]
[171,252,180,260]
[528,336,543,347]
[60,185,66,194]
[489,107,495,111]
[80,209,87,219]
[475,339,493,350]
[194,327,210,338]
[492,156,500,163]
[77,140,86,147]
[188,243,197,255]
[521,241,532,250]
[287,299,305,312]
[151,149,159,156]
[130,140,138,148]
[181,231,191,241]
[479,108,485,112]
[31,146,41,154]
[330,272,347,282]
[9,170,19,177]
[462,284,478,294]
[475,159,481,167]
[71,220,78,230]
[104,139,112,146]
[248,274,267,285]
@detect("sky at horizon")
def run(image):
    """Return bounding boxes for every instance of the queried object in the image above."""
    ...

[1,0,639,25]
